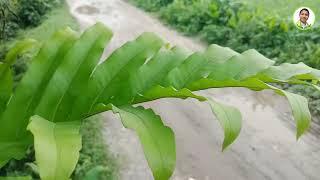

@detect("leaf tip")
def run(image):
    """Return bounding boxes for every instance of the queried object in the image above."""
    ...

[296,121,311,140]
[222,141,232,152]
[221,145,227,152]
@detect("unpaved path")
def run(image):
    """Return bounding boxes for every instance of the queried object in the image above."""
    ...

[67,0,320,179]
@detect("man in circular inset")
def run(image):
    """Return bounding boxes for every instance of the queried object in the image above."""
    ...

[296,8,311,30]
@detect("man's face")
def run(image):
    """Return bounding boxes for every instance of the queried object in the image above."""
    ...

[299,10,309,23]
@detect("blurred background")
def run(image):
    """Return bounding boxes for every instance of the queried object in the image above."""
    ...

[0,0,320,179]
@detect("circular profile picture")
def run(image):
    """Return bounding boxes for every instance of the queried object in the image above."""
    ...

[293,7,315,30]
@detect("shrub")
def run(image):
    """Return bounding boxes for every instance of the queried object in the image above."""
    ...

[159,0,242,35]
[2,22,20,40]
[17,0,61,27]
[0,147,37,178]
[160,0,215,34]
[131,0,320,69]
[0,0,20,40]
[0,0,61,40]
[129,0,173,12]
[201,24,233,45]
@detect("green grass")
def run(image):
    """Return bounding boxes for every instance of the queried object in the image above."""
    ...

[74,115,118,180]
[0,1,79,53]
[0,2,81,84]
[15,2,79,42]
[238,0,320,20]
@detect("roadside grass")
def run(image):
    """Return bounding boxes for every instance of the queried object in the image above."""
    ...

[74,115,118,180]
[238,0,319,22]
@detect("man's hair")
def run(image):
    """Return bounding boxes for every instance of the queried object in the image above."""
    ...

[299,8,310,16]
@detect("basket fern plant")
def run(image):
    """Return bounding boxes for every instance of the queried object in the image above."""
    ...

[0,23,319,180]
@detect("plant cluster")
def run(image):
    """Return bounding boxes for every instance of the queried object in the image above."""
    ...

[17,0,61,27]
[130,0,174,12]
[1,2,118,179]
[0,23,319,180]
[0,0,61,40]
[129,0,320,119]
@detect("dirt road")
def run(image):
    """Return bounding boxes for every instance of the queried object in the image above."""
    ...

[67,0,320,179]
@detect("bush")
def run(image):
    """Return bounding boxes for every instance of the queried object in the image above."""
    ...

[230,17,289,57]
[0,0,61,40]
[159,0,242,35]
[160,0,214,34]
[17,0,61,27]
[2,22,20,40]
[277,28,320,68]
[130,0,173,12]
[0,148,37,178]
[0,0,20,40]
[131,0,320,67]
[201,24,233,45]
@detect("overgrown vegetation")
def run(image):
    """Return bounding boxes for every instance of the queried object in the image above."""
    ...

[129,0,320,120]
[0,0,61,40]
[0,0,78,85]
[74,115,117,180]
[0,116,117,180]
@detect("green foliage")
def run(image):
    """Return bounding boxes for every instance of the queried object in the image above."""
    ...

[27,116,82,180]
[0,147,36,178]
[129,0,173,12]
[156,0,318,62]
[159,0,242,35]
[17,0,61,27]
[0,176,32,180]
[1,23,320,180]
[208,98,242,151]
[237,0,320,17]
[130,0,320,67]
[287,85,320,124]
[130,0,320,121]
[1,22,20,40]
[0,116,117,180]
[82,166,108,180]
[159,0,211,34]
[0,38,37,116]
[112,105,175,180]
[0,1,79,88]
[0,0,61,40]
[73,116,117,180]
[0,0,19,40]
[1,3,118,179]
